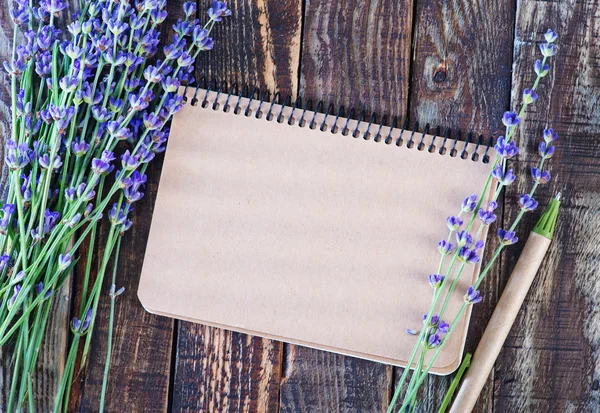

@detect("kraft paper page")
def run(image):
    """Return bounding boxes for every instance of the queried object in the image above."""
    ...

[138,88,495,375]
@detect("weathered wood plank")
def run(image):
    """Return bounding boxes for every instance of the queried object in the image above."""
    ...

[171,1,303,412]
[299,0,413,117]
[195,0,302,98]
[278,1,412,411]
[400,1,516,411]
[497,2,600,412]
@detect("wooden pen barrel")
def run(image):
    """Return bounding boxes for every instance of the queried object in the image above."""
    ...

[449,232,551,413]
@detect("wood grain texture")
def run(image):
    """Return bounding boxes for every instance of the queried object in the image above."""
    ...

[195,0,303,98]
[497,1,600,412]
[402,1,517,412]
[278,1,413,412]
[173,325,282,413]
[299,0,413,117]
[409,0,515,135]
[172,1,302,412]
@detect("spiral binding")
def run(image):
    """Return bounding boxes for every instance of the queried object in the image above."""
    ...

[182,78,495,163]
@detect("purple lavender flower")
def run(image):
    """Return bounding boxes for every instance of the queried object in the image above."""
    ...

[161,76,180,92]
[65,187,76,202]
[92,35,113,52]
[540,43,557,57]
[128,94,149,112]
[0,255,10,272]
[40,0,66,15]
[497,228,518,245]
[423,314,440,326]
[494,136,519,159]
[150,8,168,24]
[437,240,454,255]
[464,286,482,305]
[544,29,558,43]
[0,204,16,234]
[502,111,520,127]
[121,150,140,170]
[208,1,231,22]
[166,95,184,115]
[10,5,29,25]
[534,59,550,77]
[35,51,52,77]
[38,154,63,170]
[461,194,477,213]
[543,128,558,143]
[108,203,129,225]
[519,194,538,211]
[177,52,194,68]
[91,158,112,175]
[523,88,538,104]
[446,216,463,231]
[531,167,551,184]
[438,321,450,334]
[71,309,93,334]
[405,329,418,336]
[492,166,516,186]
[478,202,497,226]
[58,253,71,270]
[455,230,473,247]
[538,141,555,158]
[72,140,90,156]
[183,1,197,18]
[7,285,22,309]
[6,140,31,170]
[143,65,163,83]
[143,112,162,130]
[66,213,82,228]
[458,247,480,264]
[3,58,27,76]
[192,26,214,50]
[427,334,442,348]
[13,270,26,283]
[428,274,444,289]
[92,106,111,122]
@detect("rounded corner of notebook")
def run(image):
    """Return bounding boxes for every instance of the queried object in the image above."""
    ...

[136,282,159,315]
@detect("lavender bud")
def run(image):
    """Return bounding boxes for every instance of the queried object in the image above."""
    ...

[540,43,557,57]
[497,228,518,245]
[437,240,454,255]
[446,216,463,231]
[428,274,444,289]
[502,111,520,127]
[531,167,551,184]
[464,286,482,305]
[461,195,477,213]
[492,166,516,186]
[494,136,519,159]
[543,128,558,143]
[534,59,550,77]
[519,194,538,211]
[522,88,538,104]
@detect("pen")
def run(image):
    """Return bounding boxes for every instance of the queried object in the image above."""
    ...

[449,193,561,413]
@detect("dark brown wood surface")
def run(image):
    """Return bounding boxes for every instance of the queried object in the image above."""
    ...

[0,0,598,412]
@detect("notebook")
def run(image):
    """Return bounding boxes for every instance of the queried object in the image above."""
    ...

[137,84,495,375]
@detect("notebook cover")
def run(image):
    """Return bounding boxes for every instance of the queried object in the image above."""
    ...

[138,88,495,375]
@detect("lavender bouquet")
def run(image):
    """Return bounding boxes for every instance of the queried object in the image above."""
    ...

[0,0,230,411]
[387,30,559,413]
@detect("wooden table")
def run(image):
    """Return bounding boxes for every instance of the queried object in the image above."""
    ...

[1,0,599,412]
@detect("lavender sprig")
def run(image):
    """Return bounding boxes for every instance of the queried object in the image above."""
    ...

[0,0,231,410]
[389,29,559,412]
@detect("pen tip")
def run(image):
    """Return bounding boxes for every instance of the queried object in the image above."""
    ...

[555,192,562,201]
